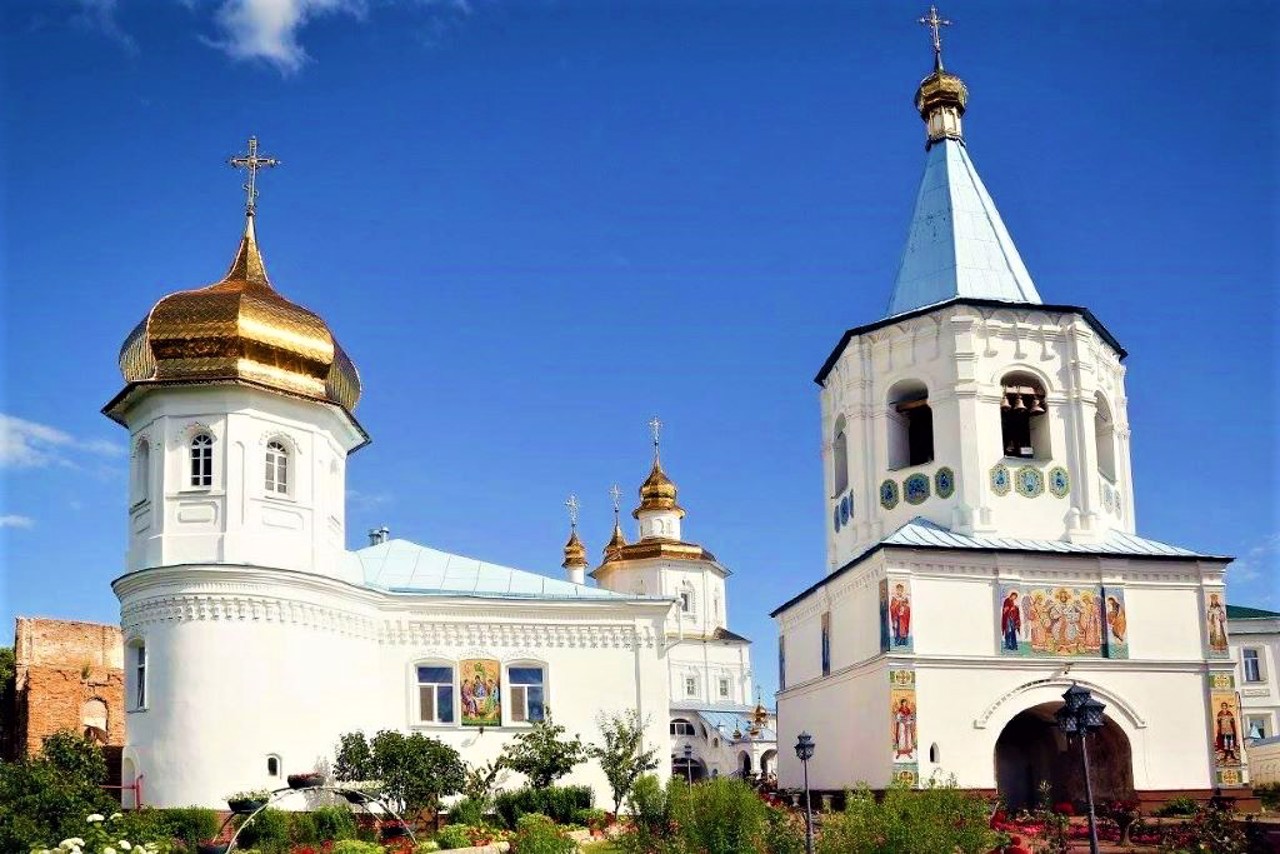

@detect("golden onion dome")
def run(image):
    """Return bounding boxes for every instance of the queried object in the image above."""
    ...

[633,457,686,519]
[914,69,967,121]
[116,216,361,413]
[601,520,628,563]
[562,528,588,570]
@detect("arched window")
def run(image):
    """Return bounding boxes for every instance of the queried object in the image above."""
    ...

[508,664,546,723]
[670,718,696,736]
[739,752,752,776]
[679,582,695,616]
[832,415,849,495]
[1094,393,1116,481]
[416,663,456,724]
[929,743,940,763]
[81,698,108,740]
[887,380,933,469]
[266,755,282,778]
[190,433,213,488]
[132,441,150,503]
[820,612,832,676]
[1000,373,1050,459]
[265,440,289,495]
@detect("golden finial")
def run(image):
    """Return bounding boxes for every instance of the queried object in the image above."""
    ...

[918,5,952,71]
[228,136,280,218]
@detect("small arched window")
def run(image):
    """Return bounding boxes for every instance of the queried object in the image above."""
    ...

[679,582,695,616]
[670,718,696,736]
[266,755,282,777]
[190,433,213,488]
[265,440,289,495]
[1094,393,1116,481]
[1000,373,1050,459]
[887,380,933,469]
[929,743,940,763]
[821,612,832,676]
[127,639,147,710]
[132,441,150,503]
[832,415,849,496]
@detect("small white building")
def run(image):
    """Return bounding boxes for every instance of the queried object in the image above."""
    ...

[104,213,674,809]
[1228,605,1279,745]
[772,41,1246,810]
[581,452,778,782]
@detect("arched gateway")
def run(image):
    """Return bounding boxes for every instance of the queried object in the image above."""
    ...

[994,702,1134,811]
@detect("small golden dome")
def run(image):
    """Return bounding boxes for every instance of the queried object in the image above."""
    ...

[562,528,588,570]
[602,521,628,562]
[633,458,686,519]
[116,216,361,413]
[914,69,968,121]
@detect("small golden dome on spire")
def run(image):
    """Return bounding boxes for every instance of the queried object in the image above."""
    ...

[913,5,967,146]
[633,416,686,519]
[915,70,968,121]
[562,528,588,570]
[602,519,628,562]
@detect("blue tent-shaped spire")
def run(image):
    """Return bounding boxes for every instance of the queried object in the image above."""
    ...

[887,137,1041,317]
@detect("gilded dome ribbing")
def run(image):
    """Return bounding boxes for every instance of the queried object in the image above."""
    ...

[116,217,361,413]
[915,70,967,122]
[562,529,588,570]
[633,458,685,519]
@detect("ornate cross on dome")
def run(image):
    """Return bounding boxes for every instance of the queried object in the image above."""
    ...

[918,5,952,70]
[609,484,622,516]
[648,416,663,451]
[228,136,280,216]
[565,493,581,528]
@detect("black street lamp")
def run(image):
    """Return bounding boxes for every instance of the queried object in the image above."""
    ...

[794,732,815,854]
[1054,683,1106,854]
[682,743,693,786]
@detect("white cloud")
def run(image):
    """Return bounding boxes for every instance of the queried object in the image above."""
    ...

[0,414,125,469]
[72,0,138,53]
[0,515,35,529]
[207,0,367,73]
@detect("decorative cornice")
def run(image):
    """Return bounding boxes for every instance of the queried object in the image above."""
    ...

[972,676,1148,730]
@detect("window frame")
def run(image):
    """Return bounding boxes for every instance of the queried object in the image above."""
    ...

[189,433,214,489]
[821,612,832,676]
[131,439,151,506]
[670,718,696,736]
[832,414,849,496]
[886,380,934,470]
[1245,715,1271,741]
[684,675,698,698]
[1242,648,1264,684]
[127,639,147,712]
[718,676,730,699]
[414,662,457,726]
[264,439,291,497]
[999,372,1051,461]
[506,662,547,725]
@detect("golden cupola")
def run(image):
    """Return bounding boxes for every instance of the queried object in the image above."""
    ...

[109,214,361,420]
[602,518,628,562]
[633,457,686,519]
[914,5,967,147]
[562,528,588,570]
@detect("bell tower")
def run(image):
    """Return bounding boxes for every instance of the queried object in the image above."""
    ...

[818,22,1135,572]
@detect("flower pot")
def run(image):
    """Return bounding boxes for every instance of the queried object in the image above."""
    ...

[197,844,229,854]
[227,798,266,814]
[287,772,325,790]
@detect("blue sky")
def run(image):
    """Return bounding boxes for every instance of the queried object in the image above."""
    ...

[1,1,1276,702]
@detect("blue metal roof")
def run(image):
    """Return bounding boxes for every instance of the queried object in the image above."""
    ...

[888,138,1042,316]
[672,703,777,744]
[772,518,1229,617]
[353,538,652,601]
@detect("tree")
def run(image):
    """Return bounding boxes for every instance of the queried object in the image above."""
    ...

[589,710,659,814]
[0,730,116,852]
[462,758,509,804]
[333,730,466,820]
[499,711,587,788]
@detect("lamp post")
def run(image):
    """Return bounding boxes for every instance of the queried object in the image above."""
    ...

[1054,683,1106,854]
[794,732,815,854]
[683,743,693,787]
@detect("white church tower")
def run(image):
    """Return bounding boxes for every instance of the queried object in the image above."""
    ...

[773,11,1246,813]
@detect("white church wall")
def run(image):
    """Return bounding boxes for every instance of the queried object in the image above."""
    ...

[776,661,889,791]
[667,641,751,705]
[1125,586,1208,661]
[116,566,672,810]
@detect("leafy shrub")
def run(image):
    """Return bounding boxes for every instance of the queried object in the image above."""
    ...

[0,730,117,852]
[113,808,177,846]
[817,779,998,854]
[1157,802,1249,854]
[289,810,320,844]
[236,806,291,854]
[510,813,575,854]
[493,785,593,829]
[449,796,487,826]
[434,824,472,850]
[626,774,668,835]
[1257,782,1280,812]
[574,808,609,832]
[764,803,806,854]
[498,713,587,789]
[313,805,359,841]
[332,840,386,854]
[668,777,767,854]
[1154,795,1199,817]
[413,842,442,854]
[161,806,221,850]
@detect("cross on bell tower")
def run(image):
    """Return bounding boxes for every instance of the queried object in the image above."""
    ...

[228,136,280,217]
[918,5,953,71]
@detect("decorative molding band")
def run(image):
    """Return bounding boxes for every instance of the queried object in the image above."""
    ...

[972,676,1147,730]
[121,593,656,650]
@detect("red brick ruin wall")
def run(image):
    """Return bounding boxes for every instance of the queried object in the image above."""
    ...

[12,617,125,757]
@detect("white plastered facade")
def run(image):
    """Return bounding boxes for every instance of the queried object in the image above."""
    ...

[113,384,672,809]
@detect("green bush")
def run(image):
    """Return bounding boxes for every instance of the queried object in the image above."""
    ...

[449,796,487,826]
[817,779,998,854]
[236,806,291,854]
[626,774,668,835]
[1154,795,1199,817]
[574,807,608,830]
[1257,782,1280,812]
[289,810,319,844]
[764,803,806,854]
[114,808,179,846]
[493,785,593,829]
[667,777,767,854]
[313,804,359,841]
[332,840,386,854]
[413,842,442,854]
[0,730,118,852]
[510,813,575,854]
[156,806,221,850]
[434,823,472,850]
